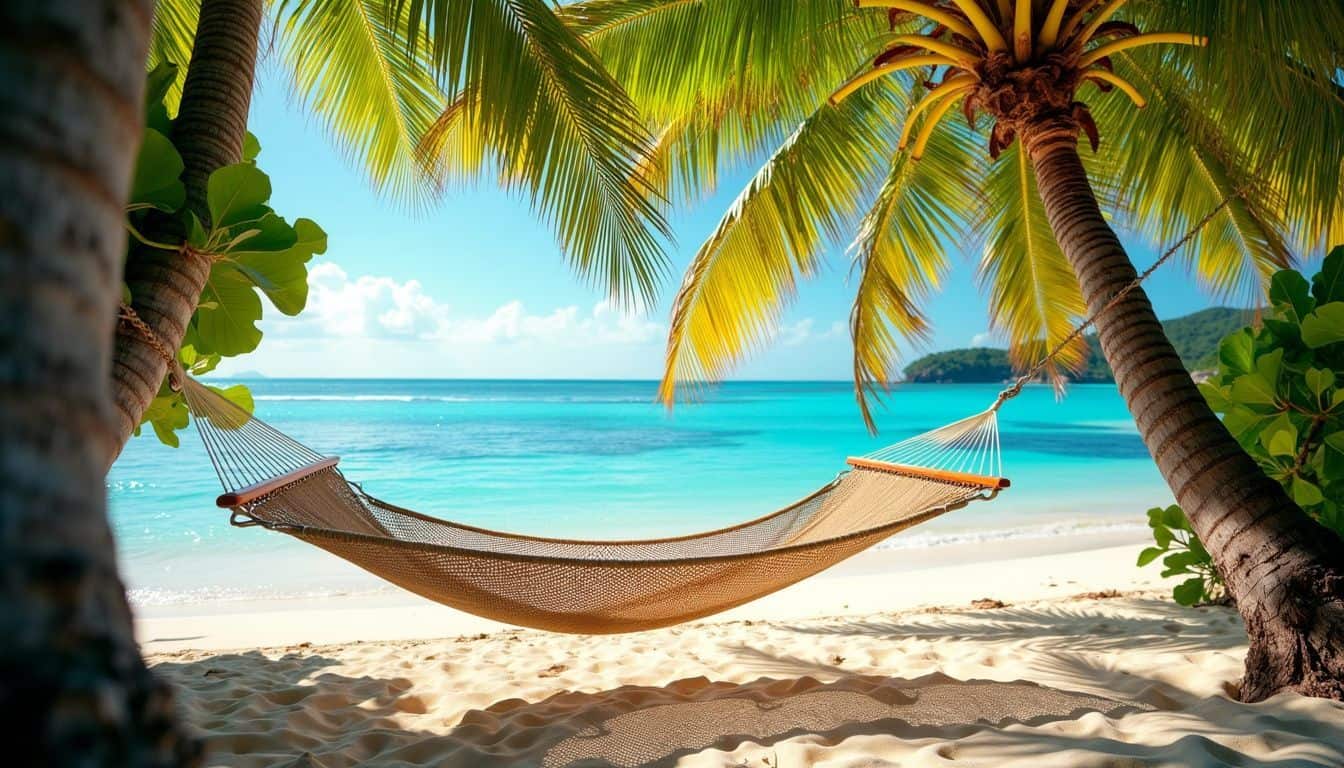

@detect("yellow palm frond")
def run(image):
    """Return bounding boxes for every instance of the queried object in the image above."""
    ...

[851,119,978,431]
[278,0,446,204]
[146,0,199,109]
[659,81,911,404]
[974,144,1089,388]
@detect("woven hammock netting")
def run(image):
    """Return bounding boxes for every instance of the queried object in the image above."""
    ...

[181,377,1008,634]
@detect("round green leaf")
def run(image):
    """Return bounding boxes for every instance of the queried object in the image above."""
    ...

[207,163,272,228]
[130,129,185,212]
[1301,303,1344,348]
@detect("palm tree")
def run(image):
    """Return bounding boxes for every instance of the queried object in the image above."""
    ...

[110,0,671,460]
[467,0,1343,699]
[0,0,197,760]
[1,0,671,758]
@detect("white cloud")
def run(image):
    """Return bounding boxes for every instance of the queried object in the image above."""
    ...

[264,262,661,348]
[776,318,847,347]
[219,263,858,379]
[970,331,997,347]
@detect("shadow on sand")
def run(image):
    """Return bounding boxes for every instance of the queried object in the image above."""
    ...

[148,600,1328,768]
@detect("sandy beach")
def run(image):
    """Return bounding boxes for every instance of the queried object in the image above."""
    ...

[140,536,1344,766]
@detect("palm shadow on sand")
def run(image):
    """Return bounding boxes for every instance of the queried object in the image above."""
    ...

[149,600,1333,768]
[152,650,1144,768]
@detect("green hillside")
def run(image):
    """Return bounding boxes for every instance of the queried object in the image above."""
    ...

[903,307,1255,383]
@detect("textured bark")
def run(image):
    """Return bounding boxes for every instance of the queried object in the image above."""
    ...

[110,0,263,461]
[1022,117,1344,702]
[0,0,196,762]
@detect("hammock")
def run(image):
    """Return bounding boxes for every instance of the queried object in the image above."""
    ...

[180,377,1009,634]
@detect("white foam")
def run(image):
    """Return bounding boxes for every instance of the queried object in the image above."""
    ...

[875,520,1148,550]
[128,583,397,607]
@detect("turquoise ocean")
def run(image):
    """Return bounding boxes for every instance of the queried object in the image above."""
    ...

[108,379,1172,607]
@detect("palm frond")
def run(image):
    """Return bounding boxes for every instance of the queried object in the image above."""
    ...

[278,0,446,204]
[850,119,978,432]
[146,0,200,109]
[391,0,672,302]
[562,0,889,124]
[659,80,912,404]
[555,0,899,208]
[973,143,1088,388]
[1090,54,1296,303]
[1140,1,1344,246]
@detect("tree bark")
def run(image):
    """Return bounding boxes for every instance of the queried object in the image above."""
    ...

[110,0,264,461]
[0,0,196,762]
[1022,116,1344,702]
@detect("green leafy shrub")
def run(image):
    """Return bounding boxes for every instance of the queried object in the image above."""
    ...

[1140,245,1344,603]
[126,63,327,446]
[1138,505,1226,605]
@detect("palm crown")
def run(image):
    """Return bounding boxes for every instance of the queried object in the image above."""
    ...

[511,0,1342,428]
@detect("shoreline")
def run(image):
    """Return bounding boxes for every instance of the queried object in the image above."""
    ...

[136,529,1154,653]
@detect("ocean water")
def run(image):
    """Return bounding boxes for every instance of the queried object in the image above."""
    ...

[108,379,1172,607]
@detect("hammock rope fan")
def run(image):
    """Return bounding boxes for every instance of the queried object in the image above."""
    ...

[123,193,1228,634]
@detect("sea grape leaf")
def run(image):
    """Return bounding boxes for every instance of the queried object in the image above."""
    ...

[196,269,263,356]
[144,62,178,135]
[142,391,189,448]
[1301,303,1344,348]
[1305,367,1335,399]
[1230,371,1279,406]
[1263,421,1297,458]
[1291,477,1324,507]
[207,163,272,229]
[1137,547,1165,566]
[228,217,327,316]
[1270,269,1315,320]
[208,383,255,416]
[1255,348,1284,393]
[129,129,185,212]
[1160,505,1188,532]
[1221,405,1273,445]
[1312,245,1344,304]
[1198,381,1232,412]
[1218,329,1255,375]
[243,132,261,162]
[1172,577,1205,606]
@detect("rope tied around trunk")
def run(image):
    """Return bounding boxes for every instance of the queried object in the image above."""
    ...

[117,302,186,392]
[988,188,1248,413]
[116,244,206,390]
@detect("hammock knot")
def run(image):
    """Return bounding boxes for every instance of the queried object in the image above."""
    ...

[117,302,185,392]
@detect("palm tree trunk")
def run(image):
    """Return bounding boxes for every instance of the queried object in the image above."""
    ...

[1021,116,1344,702]
[0,0,196,761]
[110,0,264,461]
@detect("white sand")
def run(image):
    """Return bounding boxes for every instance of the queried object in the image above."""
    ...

[141,537,1344,767]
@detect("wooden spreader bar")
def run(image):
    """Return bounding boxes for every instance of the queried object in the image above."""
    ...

[846,457,1010,490]
[216,457,340,508]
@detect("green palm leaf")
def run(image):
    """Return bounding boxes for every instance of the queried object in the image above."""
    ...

[395,0,673,301]
[974,144,1089,388]
[659,80,911,404]
[1090,54,1296,304]
[146,0,200,108]
[278,0,446,202]
[850,119,977,431]
[1142,1,1344,243]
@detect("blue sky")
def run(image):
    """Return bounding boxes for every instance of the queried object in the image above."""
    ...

[221,68,1247,381]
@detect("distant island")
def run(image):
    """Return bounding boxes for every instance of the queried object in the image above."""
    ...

[903,307,1255,383]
